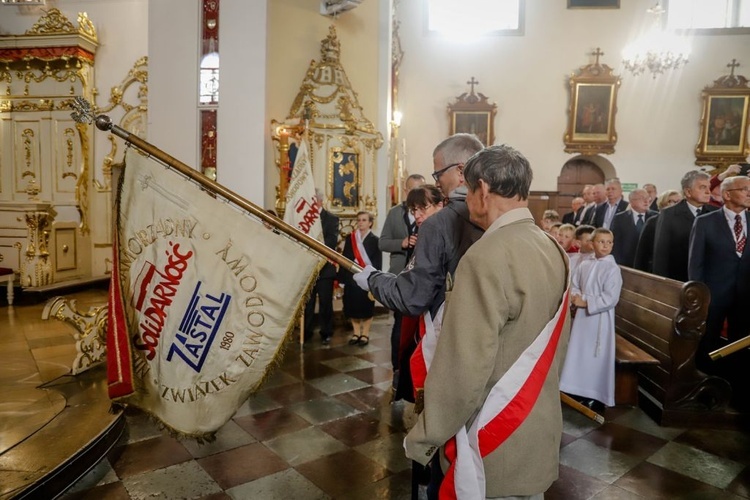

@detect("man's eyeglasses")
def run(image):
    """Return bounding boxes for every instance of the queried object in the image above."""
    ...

[409,204,434,216]
[726,187,750,193]
[431,163,462,182]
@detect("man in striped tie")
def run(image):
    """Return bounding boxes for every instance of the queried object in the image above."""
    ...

[688,174,750,384]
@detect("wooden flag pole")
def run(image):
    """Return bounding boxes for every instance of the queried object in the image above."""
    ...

[560,392,605,424]
[709,335,750,361]
[70,97,363,275]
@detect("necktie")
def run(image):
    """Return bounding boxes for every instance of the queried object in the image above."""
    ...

[695,206,702,217]
[636,214,644,234]
[735,214,746,254]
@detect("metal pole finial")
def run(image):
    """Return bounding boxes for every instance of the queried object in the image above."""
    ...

[70,96,115,132]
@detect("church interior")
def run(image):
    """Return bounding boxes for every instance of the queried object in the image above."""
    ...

[1,0,750,498]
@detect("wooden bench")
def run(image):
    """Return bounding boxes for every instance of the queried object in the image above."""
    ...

[615,266,734,427]
[615,334,658,406]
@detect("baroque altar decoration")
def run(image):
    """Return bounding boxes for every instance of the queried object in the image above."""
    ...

[271,26,383,236]
[564,48,621,155]
[0,8,99,287]
[694,59,750,170]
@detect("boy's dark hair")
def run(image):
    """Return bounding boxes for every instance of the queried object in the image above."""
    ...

[575,224,595,238]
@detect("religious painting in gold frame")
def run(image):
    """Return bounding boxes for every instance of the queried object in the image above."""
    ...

[448,78,497,147]
[694,66,750,168]
[564,53,621,155]
[328,147,362,215]
[451,112,493,147]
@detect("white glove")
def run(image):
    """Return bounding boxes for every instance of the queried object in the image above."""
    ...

[353,265,376,291]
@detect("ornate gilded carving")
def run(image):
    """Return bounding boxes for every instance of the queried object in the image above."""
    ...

[26,8,98,42]
[93,56,149,193]
[63,127,78,179]
[26,8,78,35]
[273,26,382,224]
[20,210,52,286]
[76,12,98,40]
[75,122,90,234]
[42,296,108,374]
[22,129,35,177]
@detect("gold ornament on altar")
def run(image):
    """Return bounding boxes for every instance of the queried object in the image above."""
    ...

[271,25,383,232]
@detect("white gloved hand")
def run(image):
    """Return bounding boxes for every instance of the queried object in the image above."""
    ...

[353,265,376,291]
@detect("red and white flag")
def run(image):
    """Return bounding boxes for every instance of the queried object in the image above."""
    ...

[107,149,324,438]
[284,139,322,240]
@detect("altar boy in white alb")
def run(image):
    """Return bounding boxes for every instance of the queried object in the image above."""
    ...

[560,228,622,411]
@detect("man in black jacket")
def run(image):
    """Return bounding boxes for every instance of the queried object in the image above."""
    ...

[610,189,657,267]
[653,170,717,282]
[304,190,340,345]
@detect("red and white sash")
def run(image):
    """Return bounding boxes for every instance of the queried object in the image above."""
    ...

[410,303,445,406]
[440,290,570,500]
[350,230,372,268]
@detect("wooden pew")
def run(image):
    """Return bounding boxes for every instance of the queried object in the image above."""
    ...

[614,334,658,406]
[614,266,737,427]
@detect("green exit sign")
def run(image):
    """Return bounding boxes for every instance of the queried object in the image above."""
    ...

[621,183,638,192]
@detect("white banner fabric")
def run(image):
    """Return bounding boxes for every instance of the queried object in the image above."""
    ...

[284,139,323,240]
[112,149,323,437]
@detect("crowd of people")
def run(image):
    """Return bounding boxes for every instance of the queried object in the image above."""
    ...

[299,135,749,499]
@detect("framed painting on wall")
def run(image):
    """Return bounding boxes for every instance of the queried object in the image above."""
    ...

[328,147,362,214]
[564,50,621,155]
[451,111,493,148]
[448,77,497,146]
[695,65,750,168]
[568,0,619,8]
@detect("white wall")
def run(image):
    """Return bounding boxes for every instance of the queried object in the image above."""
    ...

[396,0,750,194]
[218,1,268,205]
[148,0,200,169]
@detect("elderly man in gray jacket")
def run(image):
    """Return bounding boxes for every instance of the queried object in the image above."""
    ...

[405,145,571,499]
[354,133,484,499]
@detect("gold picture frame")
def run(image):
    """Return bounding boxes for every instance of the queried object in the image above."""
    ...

[448,78,497,146]
[567,0,619,8]
[694,65,750,168]
[328,147,363,215]
[564,50,621,155]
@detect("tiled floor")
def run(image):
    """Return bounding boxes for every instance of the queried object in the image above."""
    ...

[3,289,750,499]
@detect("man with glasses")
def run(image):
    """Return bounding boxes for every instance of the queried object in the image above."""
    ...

[354,133,484,316]
[688,174,750,380]
[653,170,718,282]
[353,133,484,499]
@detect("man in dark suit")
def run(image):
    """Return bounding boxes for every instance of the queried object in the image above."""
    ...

[562,196,584,225]
[304,190,340,345]
[653,170,717,282]
[611,189,658,267]
[644,183,659,212]
[580,183,604,226]
[593,178,629,228]
[688,175,750,407]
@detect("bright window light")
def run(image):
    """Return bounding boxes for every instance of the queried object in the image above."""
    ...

[667,0,750,29]
[428,0,521,34]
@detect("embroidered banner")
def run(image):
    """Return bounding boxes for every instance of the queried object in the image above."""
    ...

[284,139,322,240]
[107,149,323,437]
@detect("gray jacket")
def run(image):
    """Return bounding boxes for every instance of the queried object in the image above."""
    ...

[379,203,410,275]
[368,186,484,317]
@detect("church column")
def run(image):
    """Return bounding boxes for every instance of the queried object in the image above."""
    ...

[148,0,268,205]
[148,0,200,167]
[217,1,268,205]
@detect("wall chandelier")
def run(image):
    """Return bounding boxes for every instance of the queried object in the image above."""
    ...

[622,2,690,78]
